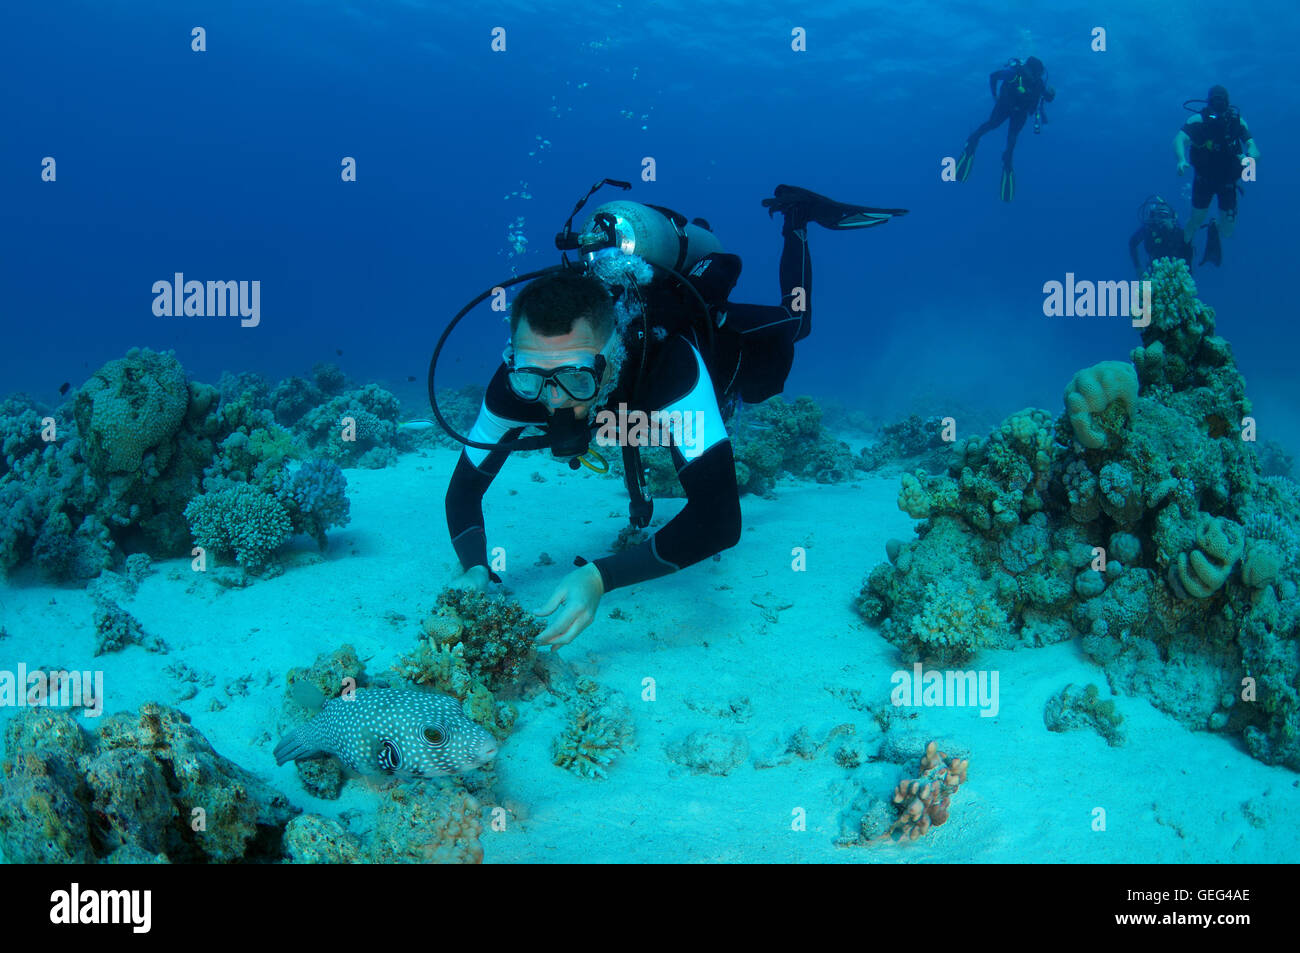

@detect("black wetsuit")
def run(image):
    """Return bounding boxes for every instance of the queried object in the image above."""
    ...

[1129,221,1194,274]
[1182,111,1250,215]
[967,66,1054,165]
[445,220,814,593]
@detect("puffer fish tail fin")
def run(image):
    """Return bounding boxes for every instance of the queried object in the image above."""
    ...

[274,725,323,766]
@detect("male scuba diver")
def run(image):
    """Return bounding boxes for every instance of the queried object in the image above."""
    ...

[954,56,1055,201]
[1129,195,1195,276]
[1174,85,1259,267]
[438,182,906,647]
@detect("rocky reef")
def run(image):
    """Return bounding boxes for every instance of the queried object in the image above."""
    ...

[858,259,1300,770]
[858,414,952,473]
[0,704,296,863]
[281,782,485,865]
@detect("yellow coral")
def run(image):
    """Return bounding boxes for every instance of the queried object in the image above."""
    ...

[1063,361,1138,449]
[898,473,930,518]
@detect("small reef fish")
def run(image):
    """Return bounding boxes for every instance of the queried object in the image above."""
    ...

[397,419,437,432]
[274,687,497,778]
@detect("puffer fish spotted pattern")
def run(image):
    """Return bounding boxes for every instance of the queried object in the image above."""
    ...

[274,688,498,778]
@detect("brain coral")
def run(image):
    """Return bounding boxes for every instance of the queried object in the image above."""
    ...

[1064,361,1138,449]
[1168,514,1245,599]
[74,348,189,474]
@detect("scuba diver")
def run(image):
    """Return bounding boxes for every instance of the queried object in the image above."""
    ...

[1129,195,1195,276]
[436,182,906,647]
[1174,85,1259,267]
[954,56,1055,201]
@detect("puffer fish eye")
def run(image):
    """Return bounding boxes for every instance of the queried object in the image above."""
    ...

[379,739,401,772]
[423,724,447,747]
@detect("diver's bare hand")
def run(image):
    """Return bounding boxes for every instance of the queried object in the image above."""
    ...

[534,563,605,648]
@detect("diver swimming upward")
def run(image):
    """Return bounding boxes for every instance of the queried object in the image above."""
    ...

[954,56,1055,202]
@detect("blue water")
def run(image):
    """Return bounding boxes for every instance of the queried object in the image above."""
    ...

[3,0,1300,873]
[4,0,1296,450]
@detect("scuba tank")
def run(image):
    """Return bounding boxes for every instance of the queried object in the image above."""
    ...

[576,201,723,275]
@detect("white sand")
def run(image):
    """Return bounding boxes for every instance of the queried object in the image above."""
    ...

[2,446,1296,863]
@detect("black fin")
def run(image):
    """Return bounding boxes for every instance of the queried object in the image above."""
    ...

[1199,220,1222,266]
[762,184,907,230]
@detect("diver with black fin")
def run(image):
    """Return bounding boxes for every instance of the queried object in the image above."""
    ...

[954,56,1055,201]
[1129,194,1195,276]
[761,184,907,231]
[1200,219,1223,267]
[434,181,905,648]
[1174,85,1259,267]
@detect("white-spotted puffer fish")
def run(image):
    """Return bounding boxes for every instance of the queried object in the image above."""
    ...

[274,688,498,778]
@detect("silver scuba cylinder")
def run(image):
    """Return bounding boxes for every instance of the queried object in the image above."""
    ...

[578,201,722,274]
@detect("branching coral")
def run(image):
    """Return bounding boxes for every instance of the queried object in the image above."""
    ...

[297,384,402,468]
[184,483,292,572]
[273,458,351,549]
[727,396,862,495]
[92,593,168,656]
[878,741,969,843]
[551,677,635,779]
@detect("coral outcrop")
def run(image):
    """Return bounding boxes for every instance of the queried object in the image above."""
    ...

[0,705,297,863]
[859,259,1300,769]
[0,349,355,583]
[1043,683,1126,746]
[419,588,540,693]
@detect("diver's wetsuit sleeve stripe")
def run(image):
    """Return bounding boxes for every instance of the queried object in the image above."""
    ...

[591,440,741,592]
[662,343,729,462]
[590,342,739,592]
